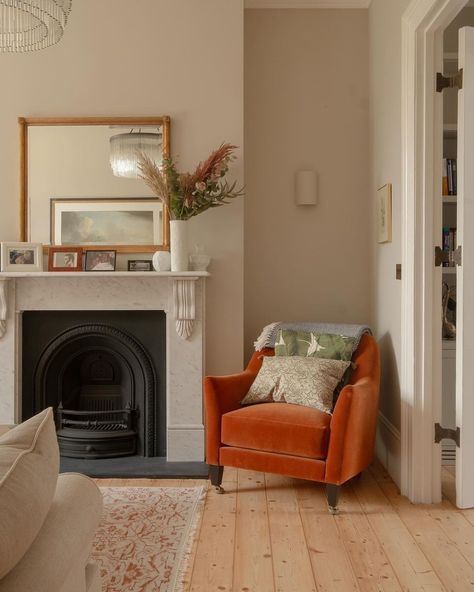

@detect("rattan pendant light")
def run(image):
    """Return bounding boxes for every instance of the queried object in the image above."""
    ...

[0,0,72,52]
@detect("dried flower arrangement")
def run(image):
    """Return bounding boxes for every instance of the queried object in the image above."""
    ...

[137,143,243,221]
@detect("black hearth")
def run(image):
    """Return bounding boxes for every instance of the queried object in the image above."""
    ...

[22,311,166,459]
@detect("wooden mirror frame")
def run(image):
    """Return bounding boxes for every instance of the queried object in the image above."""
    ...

[19,116,170,253]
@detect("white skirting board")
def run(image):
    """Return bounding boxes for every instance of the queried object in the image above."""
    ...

[375,411,401,488]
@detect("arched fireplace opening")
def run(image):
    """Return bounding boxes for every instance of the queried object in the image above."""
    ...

[22,311,166,460]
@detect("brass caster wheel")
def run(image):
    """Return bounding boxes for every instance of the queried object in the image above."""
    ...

[215,485,225,494]
[328,505,339,515]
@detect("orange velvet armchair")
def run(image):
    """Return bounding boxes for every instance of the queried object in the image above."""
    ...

[204,334,380,513]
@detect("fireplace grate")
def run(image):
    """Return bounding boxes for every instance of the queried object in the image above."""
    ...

[60,418,129,431]
[56,404,137,459]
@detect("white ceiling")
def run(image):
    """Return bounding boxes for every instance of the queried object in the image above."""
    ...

[245,0,371,8]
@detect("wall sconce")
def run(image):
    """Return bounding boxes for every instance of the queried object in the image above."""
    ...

[295,170,318,206]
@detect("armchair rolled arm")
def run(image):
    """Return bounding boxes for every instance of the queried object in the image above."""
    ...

[204,370,258,465]
[325,376,379,485]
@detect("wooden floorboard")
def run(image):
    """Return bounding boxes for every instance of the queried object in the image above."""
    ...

[352,470,445,591]
[334,484,403,591]
[188,467,237,592]
[376,474,474,591]
[95,462,474,592]
[265,473,317,592]
[296,480,361,592]
[233,469,275,592]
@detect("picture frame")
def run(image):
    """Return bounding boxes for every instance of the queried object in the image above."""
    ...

[84,250,117,272]
[50,198,163,248]
[1,242,43,272]
[48,246,83,272]
[377,184,392,243]
[128,260,153,272]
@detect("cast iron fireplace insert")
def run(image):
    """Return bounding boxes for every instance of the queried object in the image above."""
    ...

[22,310,166,459]
[54,345,139,459]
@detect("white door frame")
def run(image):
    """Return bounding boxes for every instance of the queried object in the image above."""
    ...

[401,0,466,503]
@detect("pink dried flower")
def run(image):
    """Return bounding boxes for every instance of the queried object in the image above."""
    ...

[195,181,206,192]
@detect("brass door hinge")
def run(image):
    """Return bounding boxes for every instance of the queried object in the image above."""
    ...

[435,423,460,447]
[436,69,463,92]
[435,245,462,267]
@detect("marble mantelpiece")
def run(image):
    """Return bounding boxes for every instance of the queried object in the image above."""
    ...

[0,271,208,462]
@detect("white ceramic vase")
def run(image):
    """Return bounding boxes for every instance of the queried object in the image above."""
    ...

[152,250,171,272]
[170,220,189,272]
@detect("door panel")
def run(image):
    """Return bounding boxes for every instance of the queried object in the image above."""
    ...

[456,26,474,508]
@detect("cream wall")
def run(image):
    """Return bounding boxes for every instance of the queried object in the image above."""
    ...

[369,0,411,485]
[244,9,371,361]
[0,0,244,376]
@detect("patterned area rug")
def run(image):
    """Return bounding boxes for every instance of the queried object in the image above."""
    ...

[92,486,206,592]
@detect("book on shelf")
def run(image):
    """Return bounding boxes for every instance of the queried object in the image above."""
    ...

[443,158,457,196]
[442,158,449,195]
[442,226,457,266]
[452,159,457,195]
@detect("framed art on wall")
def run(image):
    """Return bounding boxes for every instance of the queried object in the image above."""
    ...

[50,198,163,247]
[0,242,43,272]
[48,246,83,272]
[377,184,392,243]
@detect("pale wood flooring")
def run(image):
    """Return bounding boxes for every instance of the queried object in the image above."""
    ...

[97,461,474,592]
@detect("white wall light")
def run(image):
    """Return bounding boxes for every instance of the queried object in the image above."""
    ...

[295,170,318,206]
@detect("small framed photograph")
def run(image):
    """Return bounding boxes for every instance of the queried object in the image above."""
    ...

[84,250,116,272]
[48,247,83,272]
[377,183,392,243]
[128,259,153,272]
[1,242,43,272]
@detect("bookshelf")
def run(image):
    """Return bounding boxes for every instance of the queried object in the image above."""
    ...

[441,86,457,277]
[441,49,458,465]
[442,195,457,204]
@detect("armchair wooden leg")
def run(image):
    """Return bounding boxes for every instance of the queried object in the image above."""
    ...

[326,484,340,514]
[209,465,224,494]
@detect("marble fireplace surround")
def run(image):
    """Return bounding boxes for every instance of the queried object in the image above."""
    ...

[0,271,208,462]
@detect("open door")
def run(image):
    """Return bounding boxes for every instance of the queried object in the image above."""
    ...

[456,26,474,508]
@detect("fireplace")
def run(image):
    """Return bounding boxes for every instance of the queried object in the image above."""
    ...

[0,273,207,464]
[22,311,166,459]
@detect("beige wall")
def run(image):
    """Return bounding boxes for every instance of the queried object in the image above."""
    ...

[0,0,244,376]
[244,9,371,361]
[369,0,411,485]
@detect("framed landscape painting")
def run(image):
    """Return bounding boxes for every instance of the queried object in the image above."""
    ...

[51,198,162,247]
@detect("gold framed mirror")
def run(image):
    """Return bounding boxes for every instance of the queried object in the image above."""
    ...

[19,116,170,253]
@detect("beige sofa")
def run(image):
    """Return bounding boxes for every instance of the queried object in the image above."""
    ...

[0,408,103,592]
